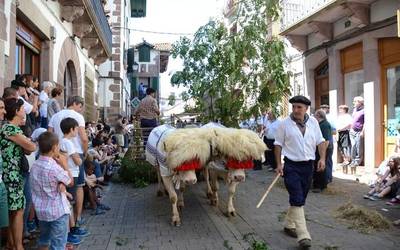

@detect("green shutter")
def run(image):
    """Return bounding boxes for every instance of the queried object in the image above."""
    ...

[131,76,137,97]
[151,77,159,92]
[131,0,146,17]
[138,45,150,62]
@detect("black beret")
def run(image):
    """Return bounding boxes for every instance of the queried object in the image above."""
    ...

[11,79,27,88]
[289,95,311,106]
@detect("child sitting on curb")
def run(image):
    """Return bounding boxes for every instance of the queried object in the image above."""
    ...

[364,156,400,201]
[83,158,110,214]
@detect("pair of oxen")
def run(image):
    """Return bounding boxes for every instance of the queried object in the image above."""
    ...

[145,122,266,226]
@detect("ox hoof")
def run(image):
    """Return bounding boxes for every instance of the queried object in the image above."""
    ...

[228,211,237,217]
[178,202,184,209]
[210,199,218,206]
[157,190,164,197]
[171,220,181,227]
[206,191,213,199]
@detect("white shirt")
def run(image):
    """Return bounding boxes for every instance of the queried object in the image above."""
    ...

[60,138,80,177]
[48,109,85,154]
[18,96,32,114]
[274,116,325,161]
[337,113,352,131]
[39,91,49,118]
[265,119,280,139]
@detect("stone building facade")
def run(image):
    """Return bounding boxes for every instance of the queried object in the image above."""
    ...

[0,0,112,122]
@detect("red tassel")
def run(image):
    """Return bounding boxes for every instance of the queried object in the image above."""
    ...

[175,159,201,171]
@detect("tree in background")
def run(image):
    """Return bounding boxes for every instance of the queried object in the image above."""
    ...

[167,93,176,106]
[171,0,290,127]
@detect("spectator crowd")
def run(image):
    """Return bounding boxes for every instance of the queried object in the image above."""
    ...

[0,74,131,249]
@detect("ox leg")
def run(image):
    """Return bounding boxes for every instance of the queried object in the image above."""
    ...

[209,170,219,206]
[162,176,181,226]
[204,167,213,198]
[178,182,186,209]
[156,166,165,197]
[227,181,239,217]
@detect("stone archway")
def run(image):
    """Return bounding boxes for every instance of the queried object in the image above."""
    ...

[57,38,82,105]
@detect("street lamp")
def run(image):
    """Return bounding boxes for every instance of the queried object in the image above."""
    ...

[132,62,139,72]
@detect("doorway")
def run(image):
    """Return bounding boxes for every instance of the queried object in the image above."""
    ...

[380,38,400,159]
[314,60,329,108]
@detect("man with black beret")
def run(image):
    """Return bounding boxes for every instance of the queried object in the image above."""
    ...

[274,95,328,249]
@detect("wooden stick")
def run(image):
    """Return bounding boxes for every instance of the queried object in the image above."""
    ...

[256,174,281,208]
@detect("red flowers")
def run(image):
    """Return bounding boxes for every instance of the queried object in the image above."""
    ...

[175,159,201,171]
[226,158,253,169]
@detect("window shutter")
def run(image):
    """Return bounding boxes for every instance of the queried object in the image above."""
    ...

[138,45,150,62]
[151,77,159,92]
[131,76,137,97]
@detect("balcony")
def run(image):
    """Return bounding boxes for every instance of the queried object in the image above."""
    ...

[280,0,336,32]
[53,0,112,65]
[280,0,375,51]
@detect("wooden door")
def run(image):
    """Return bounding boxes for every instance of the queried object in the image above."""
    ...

[314,60,329,108]
[379,38,400,158]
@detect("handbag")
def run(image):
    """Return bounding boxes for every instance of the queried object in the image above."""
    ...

[20,154,30,173]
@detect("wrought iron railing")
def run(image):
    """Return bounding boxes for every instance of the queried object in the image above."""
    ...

[280,0,336,32]
[84,0,112,56]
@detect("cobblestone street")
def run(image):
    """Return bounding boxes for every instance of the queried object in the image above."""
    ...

[76,169,400,250]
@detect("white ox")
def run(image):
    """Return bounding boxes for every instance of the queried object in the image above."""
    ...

[202,123,266,217]
[146,125,211,226]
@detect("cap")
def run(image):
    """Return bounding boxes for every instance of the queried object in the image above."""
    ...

[289,95,311,106]
[11,79,27,88]
[320,104,329,109]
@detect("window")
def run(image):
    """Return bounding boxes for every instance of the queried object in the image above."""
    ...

[64,63,73,107]
[138,45,150,62]
[344,69,364,112]
[15,20,41,77]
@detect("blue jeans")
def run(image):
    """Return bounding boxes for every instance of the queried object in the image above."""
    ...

[350,130,362,165]
[94,160,103,178]
[140,118,158,146]
[23,172,32,235]
[38,214,69,250]
[283,157,314,206]
[40,117,48,129]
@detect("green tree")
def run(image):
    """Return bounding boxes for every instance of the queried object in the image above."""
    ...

[168,93,176,106]
[171,0,290,127]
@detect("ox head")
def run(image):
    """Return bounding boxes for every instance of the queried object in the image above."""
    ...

[175,159,201,185]
[225,158,254,183]
[178,170,197,185]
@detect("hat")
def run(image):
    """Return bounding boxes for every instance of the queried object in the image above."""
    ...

[11,79,27,88]
[320,104,329,109]
[31,128,47,142]
[289,95,311,106]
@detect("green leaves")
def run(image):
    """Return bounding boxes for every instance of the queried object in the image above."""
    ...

[171,0,289,126]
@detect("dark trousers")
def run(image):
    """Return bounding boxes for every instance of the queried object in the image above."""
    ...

[40,117,48,129]
[313,146,333,190]
[264,137,276,169]
[140,118,158,146]
[283,157,314,206]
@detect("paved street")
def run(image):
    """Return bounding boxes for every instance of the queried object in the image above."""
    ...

[77,169,400,250]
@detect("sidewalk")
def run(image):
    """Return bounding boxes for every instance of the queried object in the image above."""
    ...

[75,169,400,250]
